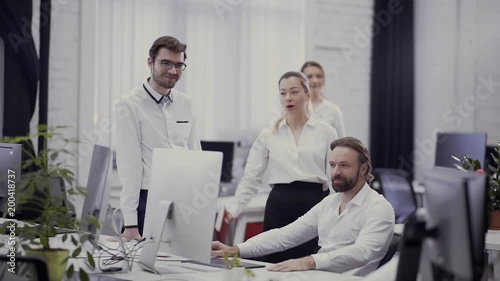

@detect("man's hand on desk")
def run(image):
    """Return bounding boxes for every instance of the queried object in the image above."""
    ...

[211,241,240,257]
[121,228,142,242]
[267,256,316,272]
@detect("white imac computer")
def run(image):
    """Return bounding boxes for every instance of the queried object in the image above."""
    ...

[139,148,222,274]
[0,143,22,217]
[79,145,112,246]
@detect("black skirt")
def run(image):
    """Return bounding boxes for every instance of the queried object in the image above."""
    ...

[261,181,329,263]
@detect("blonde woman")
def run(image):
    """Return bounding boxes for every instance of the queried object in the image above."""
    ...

[301,61,346,138]
[225,71,338,263]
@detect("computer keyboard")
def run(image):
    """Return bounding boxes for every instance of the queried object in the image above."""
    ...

[155,263,220,274]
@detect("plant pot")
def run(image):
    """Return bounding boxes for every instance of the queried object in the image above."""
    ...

[490,211,500,230]
[223,267,246,281]
[27,249,69,281]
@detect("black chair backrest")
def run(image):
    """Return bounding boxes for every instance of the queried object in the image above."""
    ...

[378,233,402,268]
[373,168,418,224]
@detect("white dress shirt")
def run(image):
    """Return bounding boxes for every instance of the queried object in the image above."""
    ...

[226,117,338,217]
[115,78,201,226]
[313,99,346,138]
[237,183,395,277]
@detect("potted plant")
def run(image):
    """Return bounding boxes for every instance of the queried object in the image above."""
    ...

[0,125,98,281]
[222,251,255,281]
[453,141,500,229]
[487,143,500,229]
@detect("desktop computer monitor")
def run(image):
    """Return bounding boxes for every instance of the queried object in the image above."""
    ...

[431,167,487,279]
[200,141,234,183]
[423,169,487,281]
[435,132,487,168]
[0,143,22,216]
[79,145,112,242]
[139,148,222,274]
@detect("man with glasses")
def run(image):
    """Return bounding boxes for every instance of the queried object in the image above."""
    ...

[115,36,201,241]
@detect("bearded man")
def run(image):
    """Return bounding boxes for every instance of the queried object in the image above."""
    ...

[212,137,395,277]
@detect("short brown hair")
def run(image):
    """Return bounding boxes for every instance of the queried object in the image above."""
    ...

[149,36,187,61]
[330,137,374,183]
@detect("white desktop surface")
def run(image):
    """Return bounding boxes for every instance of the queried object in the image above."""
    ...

[486,230,500,251]
[105,265,362,281]
[0,219,361,281]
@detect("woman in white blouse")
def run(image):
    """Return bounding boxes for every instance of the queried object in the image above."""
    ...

[225,71,339,263]
[301,61,346,138]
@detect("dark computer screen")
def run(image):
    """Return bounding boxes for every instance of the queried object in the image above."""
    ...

[435,133,487,168]
[0,143,22,216]
[80,145,112,240]
[200,141,234,183]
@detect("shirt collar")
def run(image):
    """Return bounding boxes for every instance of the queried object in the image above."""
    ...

[278,116,317,129]
[349,182,372,207]
[143,78,174,104]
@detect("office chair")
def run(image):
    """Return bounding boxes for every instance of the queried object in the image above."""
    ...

[0,255,50,281]
[378,233,402,268]
[372,168,418,224]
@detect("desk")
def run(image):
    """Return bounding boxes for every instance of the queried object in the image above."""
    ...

[105,264,362,281]
[0,220,362,281]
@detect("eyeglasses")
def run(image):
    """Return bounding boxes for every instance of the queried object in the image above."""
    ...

[155,59,187,71]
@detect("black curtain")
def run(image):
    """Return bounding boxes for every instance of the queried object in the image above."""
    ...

[0,0,39,138]
[369,0,414,176]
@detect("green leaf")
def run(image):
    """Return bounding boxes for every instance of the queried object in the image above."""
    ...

[87,251,96,269]
[72,246,82,257]
[71,235,78,246]
[62,234,68,243]
[80,270,90,281]
[66,264,75,279]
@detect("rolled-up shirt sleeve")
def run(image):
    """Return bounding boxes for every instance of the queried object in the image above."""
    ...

[311,201,394,272]
[237,198,324,258]
[116,100,143,226]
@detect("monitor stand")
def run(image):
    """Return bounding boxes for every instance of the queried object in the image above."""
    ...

[138,200,176,274]
[137,200,221,275]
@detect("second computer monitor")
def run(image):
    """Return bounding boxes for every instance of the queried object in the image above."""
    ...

[141,148,222,265]
[0,143,22,215]
[435,132,487,168]
[79,145,112,240]
[200,141,234,183]
[423,168,487,281]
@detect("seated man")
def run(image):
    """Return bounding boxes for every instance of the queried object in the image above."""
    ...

[212,137,395,276]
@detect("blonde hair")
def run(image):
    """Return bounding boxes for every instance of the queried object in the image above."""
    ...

[273,71,312,132]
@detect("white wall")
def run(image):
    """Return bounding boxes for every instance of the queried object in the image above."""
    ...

[414,0,500,180]
[304,0,374,146]
[44,0,500,184]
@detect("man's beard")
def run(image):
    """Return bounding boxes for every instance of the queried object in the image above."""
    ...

[152,68,177,89]
[332,167,361,193]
